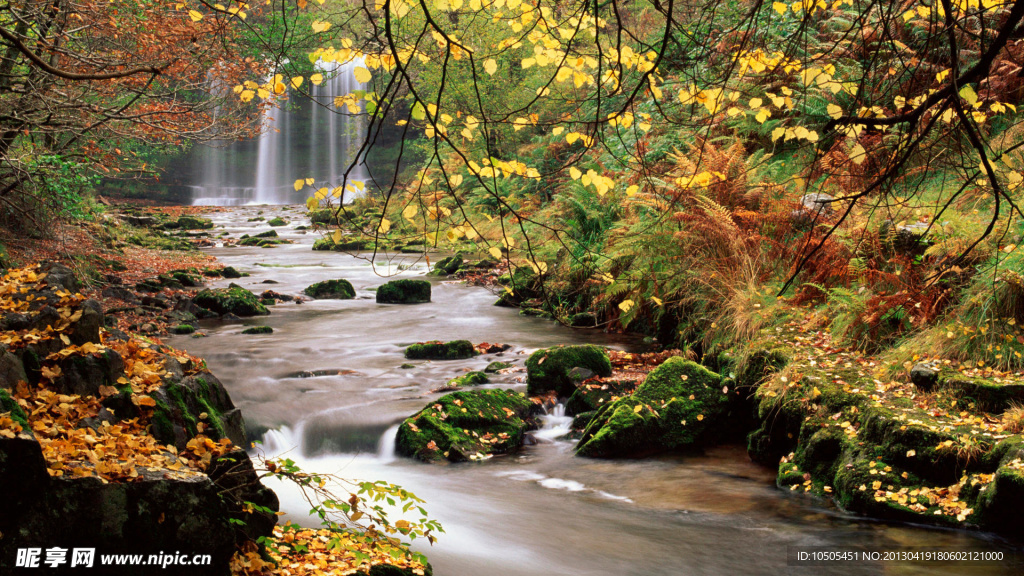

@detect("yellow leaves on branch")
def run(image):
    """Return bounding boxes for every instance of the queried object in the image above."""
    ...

[353,66,373,83]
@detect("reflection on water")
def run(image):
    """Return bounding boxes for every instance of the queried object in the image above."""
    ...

[178,206,1022,576]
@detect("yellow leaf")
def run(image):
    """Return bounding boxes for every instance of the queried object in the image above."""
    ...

[959,85,978,106]
[749,97,763,109]
[403,204,418,221]
[755,108,771,123]
[188,9,203,22]
[552,126,565,136]
[484,59,498,75]
[772,1,788,14]
[294,179,305,191]
[306,197,318,210]
[378,218,391,234]
[489,246,503,259]
[239,89,255,102]
[311,20,331,33]
[310,73,324,86]
[291,76,304,90]
[697,414,704,421]
[850,143,867,165]
[332,229,343,243]
[353,67,372,83]
[626,185,639,196]
[651,296,663,306]
[619,299,634,313]
[569,167,582,180]
[521,57,536,69]
[827,103,843,119]
[633,404,644,413]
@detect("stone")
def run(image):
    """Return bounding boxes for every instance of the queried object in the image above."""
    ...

[241,326,273,335]
[428,255,462,276]
[569,312,598,327]
[484,361,513,373]
[267,217,288,226]
[405,340,477,360]
[395,389,538,462]
[0,345,28,390]
[445,371,489,387]
[376,279,431,304]
[193,284,269,317]
[51,349,125,397]
[171,324,196,335]
[576,358,733,458]
[910,362,940,390]
[525,345,612,397]
[304,279,356,299]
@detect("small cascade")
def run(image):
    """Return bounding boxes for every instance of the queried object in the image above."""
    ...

[377,424,400,463]
[259,424,304,458]
[192,59,369,206]
[532,403,573,442]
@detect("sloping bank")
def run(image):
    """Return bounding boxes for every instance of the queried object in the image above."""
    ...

[0,263,428,575]
[394,337,1024,537]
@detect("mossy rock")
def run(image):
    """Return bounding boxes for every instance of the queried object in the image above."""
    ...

[377,279,431,304]
[575,358,733,458]
[304,279,355,300]
[428,255,462,276]
[254,230,278,238]
[446,371,489,387]
[484,361,512,373]
[221,266,243,279]
[405,340,476,360]
[241,326,273,335]
[939,374,1024,413]
[565,380,636,415]
[0,388,29,428]
[525,345,612,397]
[976,438,1024,535]
[308,208,335,225]
[175,216,214,230]
[395,389,537,462]
[312,236,373,251]
[170,324,196,335]
[193,284,269,317]
[569,312,598,327]
[267,217,288,226]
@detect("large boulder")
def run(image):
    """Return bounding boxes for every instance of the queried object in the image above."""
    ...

[404,340,477,360]
[525,345,612,397]
[304,279,355,299]
[575,358,734,458]
[428,255,462,276]
[395,389,538,462]
[147,372,247,450]
[193,284,269,317]
[376,279,431,304]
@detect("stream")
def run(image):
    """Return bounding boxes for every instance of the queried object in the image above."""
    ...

[176,206,1020,575]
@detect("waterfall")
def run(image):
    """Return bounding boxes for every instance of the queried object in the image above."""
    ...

[191,59,369,206]
[532,403,573,442]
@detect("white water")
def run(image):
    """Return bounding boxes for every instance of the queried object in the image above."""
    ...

[191,60,368,206]
[532,403,573,442]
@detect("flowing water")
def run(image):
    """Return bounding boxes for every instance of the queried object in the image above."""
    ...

[177,206,1021,575]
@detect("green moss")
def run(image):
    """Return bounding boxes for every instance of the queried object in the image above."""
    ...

[525,345,612,396]
[308,208,335,225]
[405,340,477,360]
[193,283,269,316]
[267,217,288,226]
[312,236,372,251]
[575,358,731,458]
[376,279,431,304]
[565,380,635,415]
[0,388,29,429]
[171,324,196,335]
[242,326,274,334]
[428,255,462,276]
[175,216,214,230]
[484,361,512,373]
[254,230,279,238]
[446,371,489,387]
[304,279,356,299]
[395,389,536,462]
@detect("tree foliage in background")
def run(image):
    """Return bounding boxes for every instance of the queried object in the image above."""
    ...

[0,0,263,228]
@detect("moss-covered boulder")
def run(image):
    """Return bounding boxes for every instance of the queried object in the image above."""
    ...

[428,255,462,276]
[484,361,513,373]
[575,358,733,458]
[446,371,489,387]
[377,279,431,304]
[405,340,477,360]
[308,208,335,225]
[193,284,269,317]
[312,236,372,251]
[170,324,196,335]
[565,380,636,416]
[525,345,612,397]
[174,215,214,230]
[267,217,288,226]
[303,279,355,299]
[241,326,273,334]
[395,389,538,462]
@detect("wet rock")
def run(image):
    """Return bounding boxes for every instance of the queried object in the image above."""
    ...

[484,361,513,373]
[241,326,273,335]
[405,340,477,360]
[376,279,431,304]
[267,217,288,226]
[567,366,595,383]
[174,215,214,230]
[526,345,612,397]
[193,284,269,317]
[39,262,80,292]
[171,324,196,335]
[149,373,246,450]
[221,266,243,279]
[565,380,636,416]
[576,358,734,458]
[304,279,356,300]
[0,345,28,389]
[119,214,159,227]
[428,255,462,276]
[569,312,598,327]
[445,371,489,387]
[206,449,280,542]
[395,389,539,462]
[102,286,139,303]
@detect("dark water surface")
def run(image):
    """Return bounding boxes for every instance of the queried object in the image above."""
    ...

[176,206,1021,576]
